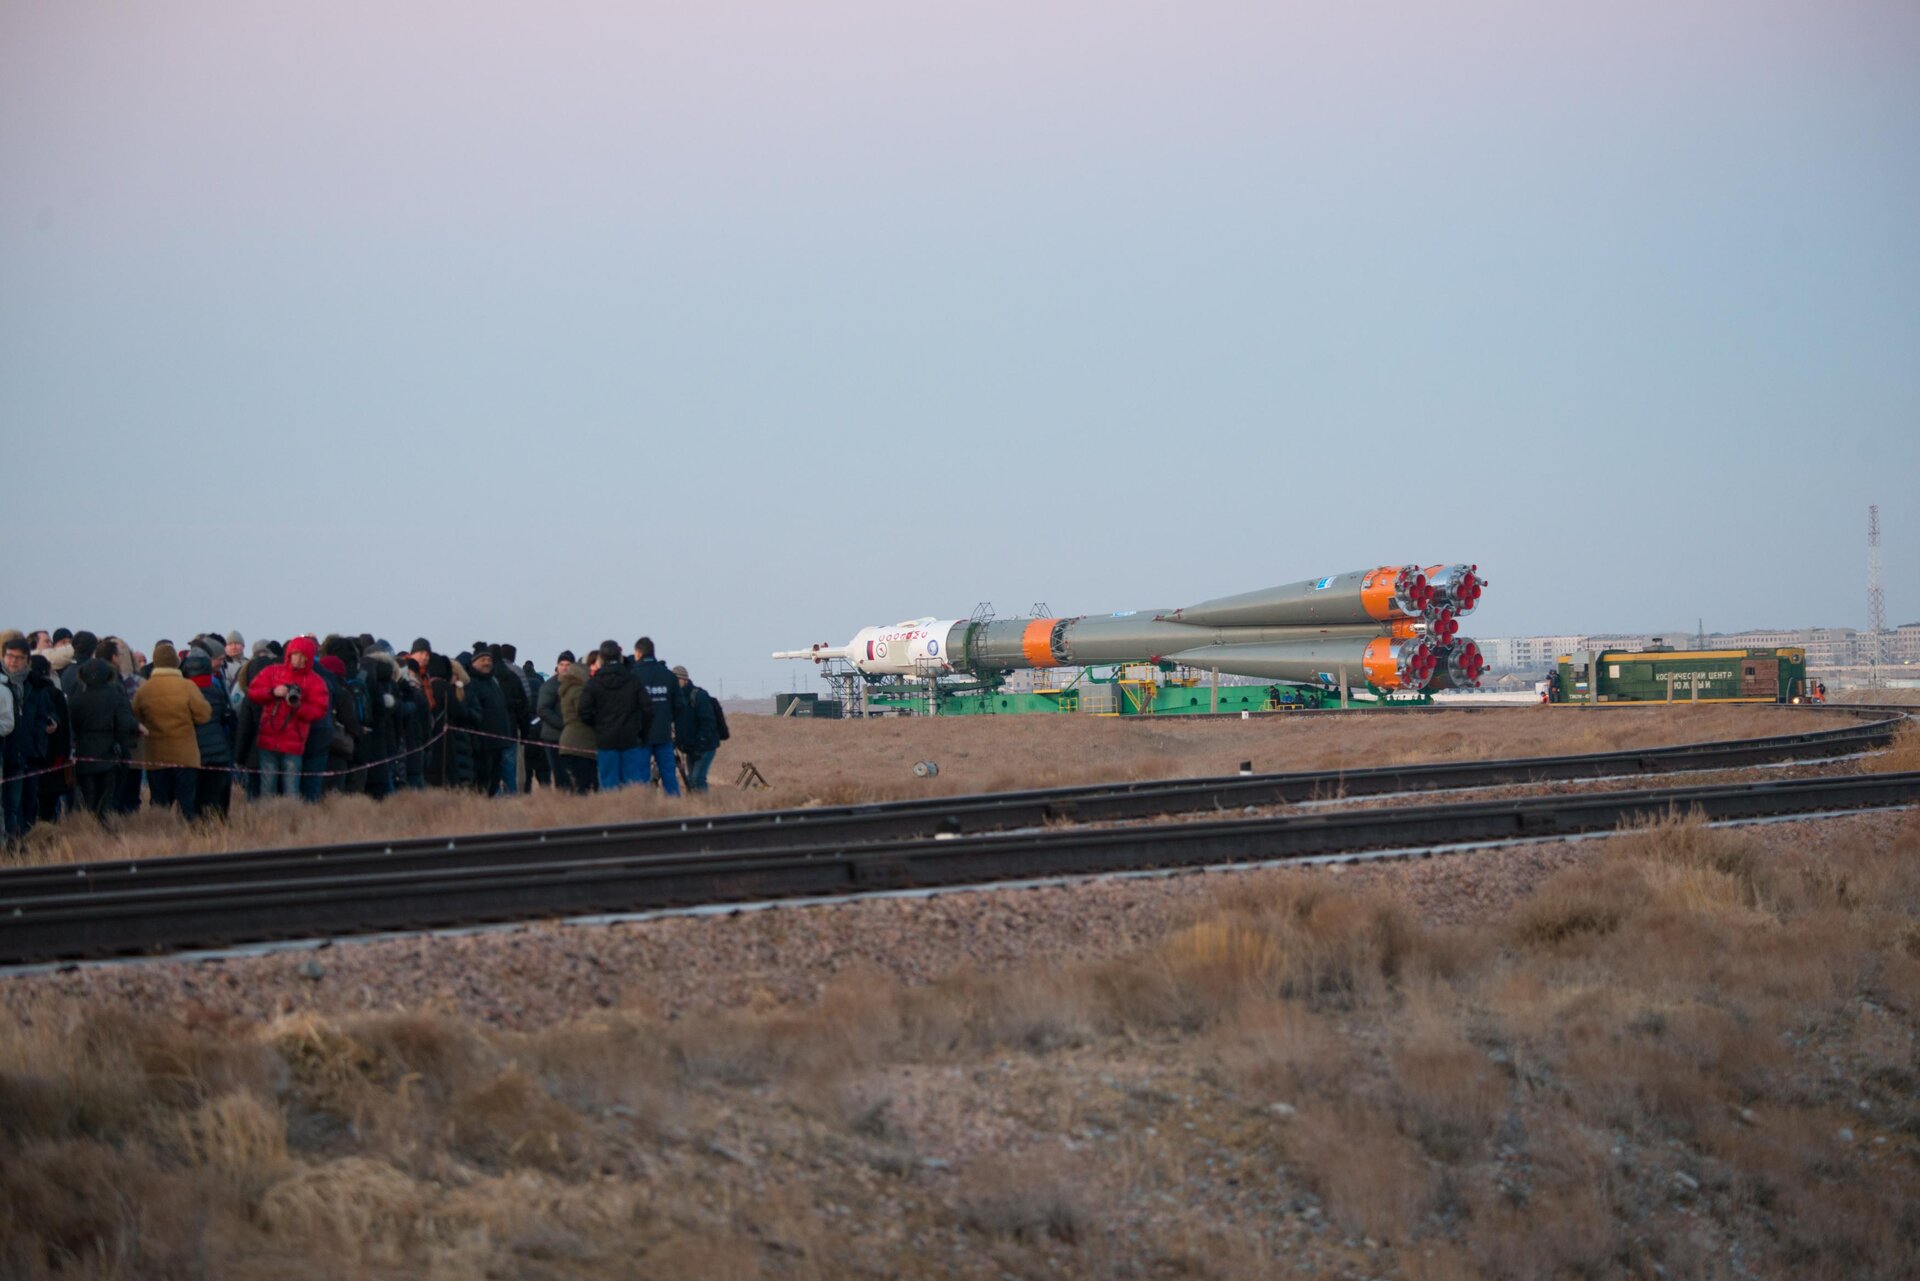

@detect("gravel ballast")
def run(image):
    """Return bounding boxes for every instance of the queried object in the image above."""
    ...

[3,810,1905,1032]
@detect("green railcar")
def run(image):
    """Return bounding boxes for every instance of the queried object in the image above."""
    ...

[1550,647,1813,705]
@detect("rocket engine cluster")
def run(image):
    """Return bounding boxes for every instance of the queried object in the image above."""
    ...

[774,564,1489,693]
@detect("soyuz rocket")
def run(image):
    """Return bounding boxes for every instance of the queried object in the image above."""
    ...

[774,564,1489,693]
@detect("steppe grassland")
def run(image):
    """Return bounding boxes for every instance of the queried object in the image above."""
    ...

[3,810,1916,1279]
[6,704,1815,868]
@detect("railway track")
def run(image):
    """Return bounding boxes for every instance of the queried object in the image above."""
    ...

[0,709,1910,966]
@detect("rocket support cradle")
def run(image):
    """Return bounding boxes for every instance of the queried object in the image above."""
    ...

[776,565,1489,694]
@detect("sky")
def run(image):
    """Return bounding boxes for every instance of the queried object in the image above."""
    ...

[3,1,1916,696]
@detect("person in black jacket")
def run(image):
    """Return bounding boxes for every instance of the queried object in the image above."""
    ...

[465,649,514,796]
[180,650,237,819]
[67,658,137,820]
[630,636,684,797]
[516,654,552,792]
[30,654,73,822]
[394,657,428,789]
[671,666,722,792]
[4,639,60,838]
[422,654,477,789]
[487,644,529,795]
[232,643,278,800]
[536,652,571,787]
[575,640,653,791]
[359,647,402,799]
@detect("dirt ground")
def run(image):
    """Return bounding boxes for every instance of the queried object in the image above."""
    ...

[2,703,1839,869]
[2,706,1915,1279]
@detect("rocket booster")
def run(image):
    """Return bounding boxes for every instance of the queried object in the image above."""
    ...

[773,563,1489,692]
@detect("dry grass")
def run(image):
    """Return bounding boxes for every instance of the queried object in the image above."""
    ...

[1867,720,1920,774]
[4,809,1918,1278]
[3,704,1815,869]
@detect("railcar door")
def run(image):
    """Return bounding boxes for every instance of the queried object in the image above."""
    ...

[1740,659,1778,700]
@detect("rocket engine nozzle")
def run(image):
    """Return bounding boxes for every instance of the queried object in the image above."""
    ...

[1365,636,1439,691]
[1421,564,1486,617]
[1428,639,1487,690]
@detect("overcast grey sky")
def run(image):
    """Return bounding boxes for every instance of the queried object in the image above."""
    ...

[4,2,1915,693]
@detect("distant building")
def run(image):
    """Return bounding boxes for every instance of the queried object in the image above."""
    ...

[1480,623,1920,678]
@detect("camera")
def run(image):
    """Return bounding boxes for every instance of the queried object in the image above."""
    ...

[284,686,302,707]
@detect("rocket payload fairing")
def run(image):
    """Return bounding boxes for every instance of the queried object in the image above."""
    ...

[774,564,1489,693]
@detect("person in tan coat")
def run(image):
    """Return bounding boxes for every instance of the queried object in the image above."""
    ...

[132,641,211,818]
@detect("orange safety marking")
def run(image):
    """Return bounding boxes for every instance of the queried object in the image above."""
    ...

[1360,566,1401,621]
[1021,618,1059,668]
[1362,636,1401,688]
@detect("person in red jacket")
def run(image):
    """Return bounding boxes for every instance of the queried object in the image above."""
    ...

[247,636,330,798]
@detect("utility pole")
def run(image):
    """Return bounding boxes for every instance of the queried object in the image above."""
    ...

[1868,504,1884,689]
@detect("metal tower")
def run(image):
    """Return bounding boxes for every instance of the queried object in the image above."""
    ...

[1868,504,1884,689]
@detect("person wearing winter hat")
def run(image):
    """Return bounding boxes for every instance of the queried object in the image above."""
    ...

[223,632,247,688]
[40,632,75,690]
[181,650,238,819]
[248,637,330,798]
[60,631,99,699]
[132,641,211,818]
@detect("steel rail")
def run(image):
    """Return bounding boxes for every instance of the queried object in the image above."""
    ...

[3,771,1915,965]
[0,711,1900,906]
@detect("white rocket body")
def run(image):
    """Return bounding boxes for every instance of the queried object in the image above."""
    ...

[771,618,963,676]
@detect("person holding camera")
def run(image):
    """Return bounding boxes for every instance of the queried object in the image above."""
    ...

[247,636,330,798]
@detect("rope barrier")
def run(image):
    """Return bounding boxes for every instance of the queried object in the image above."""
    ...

[2,722,632,786]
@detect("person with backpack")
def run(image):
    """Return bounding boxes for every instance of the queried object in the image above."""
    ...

[670,666,725,792]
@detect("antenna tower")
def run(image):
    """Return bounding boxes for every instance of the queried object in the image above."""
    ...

[1867,504,1884,689]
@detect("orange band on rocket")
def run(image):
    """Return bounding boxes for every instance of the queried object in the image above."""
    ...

[1359,567,1402,621]
[1021,619,1058,668]
[1362,636,1400,687]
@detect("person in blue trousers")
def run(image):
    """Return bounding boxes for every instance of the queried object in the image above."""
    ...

[671,666,720,792]
[573,641,653,790]
[630,637,683,797]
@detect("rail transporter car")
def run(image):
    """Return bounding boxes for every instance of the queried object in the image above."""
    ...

[1549,645,1817,705]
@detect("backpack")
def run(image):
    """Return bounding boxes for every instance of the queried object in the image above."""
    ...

[710,695,730,742]
[348,674,371,728]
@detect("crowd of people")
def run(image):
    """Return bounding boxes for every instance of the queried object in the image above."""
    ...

[0,627,727,843]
